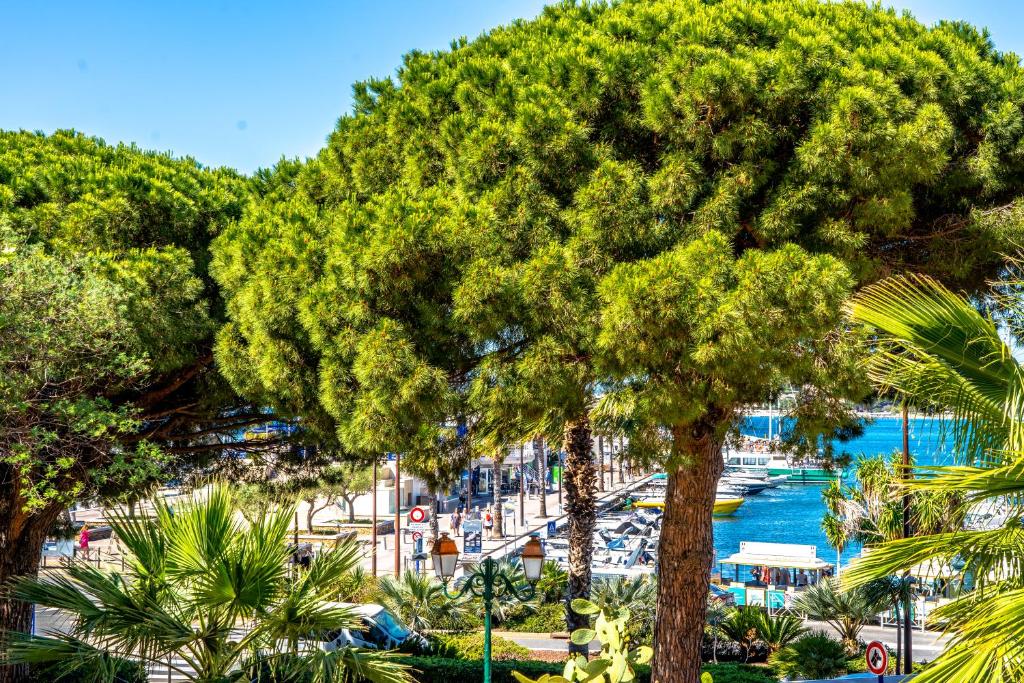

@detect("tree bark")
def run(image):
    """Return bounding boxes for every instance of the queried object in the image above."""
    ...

[0,502,63,683]
[429,488,440,541]
[651,421,725,683]
[562,417,596,654]
[306,499,316,531]
[492,451,505,539]
[617,436,625,484]
[535,437,547,518]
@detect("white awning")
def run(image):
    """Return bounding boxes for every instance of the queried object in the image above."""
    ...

[719,541,832,571]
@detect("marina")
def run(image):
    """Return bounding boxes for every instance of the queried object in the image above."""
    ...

[524,414,959,580]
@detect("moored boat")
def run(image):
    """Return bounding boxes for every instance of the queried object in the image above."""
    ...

[725,437,842,483]
[634,496,745,516]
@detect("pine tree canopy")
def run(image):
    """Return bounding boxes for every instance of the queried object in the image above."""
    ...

[214,0,1024,452]
[1,129,250,510]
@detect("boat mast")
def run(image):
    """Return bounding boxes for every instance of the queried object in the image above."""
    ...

[767,400,773,441]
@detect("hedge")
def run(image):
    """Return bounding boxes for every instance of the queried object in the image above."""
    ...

[37,657,148,683]
[430,632,532,661]
[398,657,777,683]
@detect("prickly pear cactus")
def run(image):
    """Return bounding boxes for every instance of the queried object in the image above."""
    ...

[512,598,654,683]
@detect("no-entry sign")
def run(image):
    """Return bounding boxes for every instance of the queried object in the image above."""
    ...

[408,506,427,523]
[865,640,888,676]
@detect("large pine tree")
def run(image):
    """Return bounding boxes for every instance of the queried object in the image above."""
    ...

[0,130,265,683]
[213,1,1024,678]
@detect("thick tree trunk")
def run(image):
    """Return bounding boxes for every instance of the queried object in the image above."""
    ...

[535,438,548,518]
[0,501,63,683]
[346,498,356,524]
[651,421,725,683]
[562,417,596,654]
[305,499,316,532]
[492,452,505,539]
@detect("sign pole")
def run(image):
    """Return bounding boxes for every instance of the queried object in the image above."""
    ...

[395,452,401,578]
[518,444,525,529]
[372,458,378,577]
[902,404,913,673]
[865,640,888,682]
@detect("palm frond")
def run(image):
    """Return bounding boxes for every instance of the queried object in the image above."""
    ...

[909,460,1024,504]
[844,523,1024,593]
[906,587,1024,682]
[850,274,1024,462]
[312,646,412,683]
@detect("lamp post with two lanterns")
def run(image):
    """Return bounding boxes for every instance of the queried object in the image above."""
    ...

[430,532,546,683]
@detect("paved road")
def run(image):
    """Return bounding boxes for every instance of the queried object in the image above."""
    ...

[498,619,949,661]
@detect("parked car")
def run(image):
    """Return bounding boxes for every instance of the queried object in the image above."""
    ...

[317,603,427,652]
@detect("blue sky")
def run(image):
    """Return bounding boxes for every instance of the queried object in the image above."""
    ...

[2,1,1021,173]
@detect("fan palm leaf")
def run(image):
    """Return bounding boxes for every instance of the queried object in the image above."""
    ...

[4,484,411,683]
[753,612,807,653]
[793,579,881,654]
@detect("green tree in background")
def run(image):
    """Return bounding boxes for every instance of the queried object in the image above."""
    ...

[845,273,1024,681]
[793,579,882,656]
[0,130,269,673]
[291,459,375,529]
[5,486,411,683]
[211,0,1024,678]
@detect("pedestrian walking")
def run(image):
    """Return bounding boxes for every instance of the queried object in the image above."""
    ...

[78,523,91,561]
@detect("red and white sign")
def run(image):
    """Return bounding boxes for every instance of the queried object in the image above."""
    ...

[408,506,428,524]
[865,640,888,675]
[411,531,423,542]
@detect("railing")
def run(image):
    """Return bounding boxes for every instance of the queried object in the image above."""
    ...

[481,473,658,563]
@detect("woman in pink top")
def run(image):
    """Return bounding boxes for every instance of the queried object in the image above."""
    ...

[78,524,90,561]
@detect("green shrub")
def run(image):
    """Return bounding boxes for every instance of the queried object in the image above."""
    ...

[502,603,566,633]
[398,657,777,683]
[770,631,848,680]
[430,633,531,661]
[702,663,778,683]
[400,656,564,683]
[37,656,148,683]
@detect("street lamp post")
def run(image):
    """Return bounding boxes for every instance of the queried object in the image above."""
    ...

[431,533,545,683]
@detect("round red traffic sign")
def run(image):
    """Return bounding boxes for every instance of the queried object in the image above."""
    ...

[408,506,427,523]
[865,640,888,675]
[411,531,423,542]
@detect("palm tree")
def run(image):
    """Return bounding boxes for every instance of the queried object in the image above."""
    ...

[845,272,1024,682]
[719,606,761,663]
[376,571,469,633]
[821,510,849,578]
[4,485,410,683]
[770,632,849,681]
[590,576,657,641]
[753,611,807,654]
[793,578,882,655]
[460,557,534,625]
[535,560,568,604]
[704,596,729,664]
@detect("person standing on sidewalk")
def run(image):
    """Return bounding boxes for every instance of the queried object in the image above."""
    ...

[483,505,494,538]
[450,507,463,537]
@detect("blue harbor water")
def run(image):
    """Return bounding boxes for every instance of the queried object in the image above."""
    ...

[714,415,956,569]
